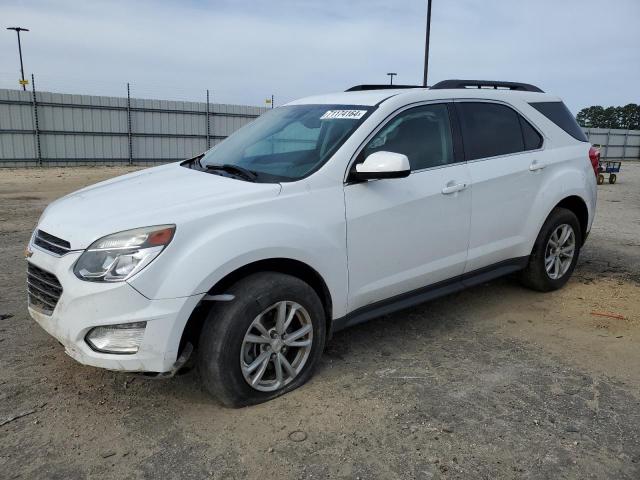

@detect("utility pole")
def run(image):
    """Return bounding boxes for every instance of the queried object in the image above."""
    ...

[387,73,397,85]
[206,89,211,149]
[422,0,432,87]
[7,27,29,91]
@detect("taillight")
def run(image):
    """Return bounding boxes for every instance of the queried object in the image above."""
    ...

[588,146,600,177]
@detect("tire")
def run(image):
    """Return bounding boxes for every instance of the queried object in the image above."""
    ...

[197,272,326,407]
[597,174,605,185]
[609,174,617,184]
[519,207,582,292]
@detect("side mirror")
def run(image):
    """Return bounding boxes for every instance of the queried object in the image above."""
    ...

[354,151,411,180]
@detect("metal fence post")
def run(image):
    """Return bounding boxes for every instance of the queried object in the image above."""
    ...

[31,74,42,166]
[127,83,133,165]
[604,129,611,160]
[622,130,629,161]
[206,89,211,149]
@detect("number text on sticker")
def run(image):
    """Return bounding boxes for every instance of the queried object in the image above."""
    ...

[320,110,367,120]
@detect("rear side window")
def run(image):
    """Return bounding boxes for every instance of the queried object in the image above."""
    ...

[530,101,588,142]
[457,102,524,160]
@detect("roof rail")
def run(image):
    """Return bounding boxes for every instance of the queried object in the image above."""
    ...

[345,84,423,92]
[430,79,544,93]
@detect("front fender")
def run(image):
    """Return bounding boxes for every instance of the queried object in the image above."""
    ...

[128,190,348,318]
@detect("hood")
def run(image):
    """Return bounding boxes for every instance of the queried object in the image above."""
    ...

[37,163,281,249]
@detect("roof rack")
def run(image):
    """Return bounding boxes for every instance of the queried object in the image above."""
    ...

[430,79,544,93]
[345,84,423,92]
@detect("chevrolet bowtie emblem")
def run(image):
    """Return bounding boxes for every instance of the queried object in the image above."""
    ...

[24,246,33,258]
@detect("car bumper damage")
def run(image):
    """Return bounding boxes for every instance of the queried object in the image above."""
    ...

[26,247,202,373]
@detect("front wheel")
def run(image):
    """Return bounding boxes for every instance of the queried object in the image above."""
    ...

[197,272,326,407]
[519,208,582,292]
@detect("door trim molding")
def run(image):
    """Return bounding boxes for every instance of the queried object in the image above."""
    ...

[331,256,529,334]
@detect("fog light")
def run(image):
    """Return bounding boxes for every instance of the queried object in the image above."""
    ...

[85,322,147,354]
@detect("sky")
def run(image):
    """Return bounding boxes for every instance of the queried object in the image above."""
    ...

[1,0,639,113]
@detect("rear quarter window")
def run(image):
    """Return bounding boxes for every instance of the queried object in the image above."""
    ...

[529,101,588,142]
[520,117,543,150]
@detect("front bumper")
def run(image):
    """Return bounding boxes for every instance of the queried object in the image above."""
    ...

[27,246,203,373]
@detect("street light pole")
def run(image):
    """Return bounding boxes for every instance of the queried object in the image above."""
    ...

[422,0,432,87]
[7,27,29,91]
[387,73,397,85]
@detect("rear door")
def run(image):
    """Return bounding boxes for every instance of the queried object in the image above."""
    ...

[345,103,471,312]
[455,101,548,272]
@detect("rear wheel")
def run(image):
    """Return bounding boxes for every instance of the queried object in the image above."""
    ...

[609,173,617,184]
[197,272,326,407]
[597,174,605,185]
[520,208,582,292]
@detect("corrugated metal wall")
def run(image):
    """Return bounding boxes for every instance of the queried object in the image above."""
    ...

[2,87,638,167]
[0,88,268,167]
[583,127,640,161]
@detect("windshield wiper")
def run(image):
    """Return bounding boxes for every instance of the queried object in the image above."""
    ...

[205,164,258,182]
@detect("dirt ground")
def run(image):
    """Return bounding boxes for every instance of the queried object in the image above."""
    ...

[1,164,639,480]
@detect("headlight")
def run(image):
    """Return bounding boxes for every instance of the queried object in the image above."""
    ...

[74,225,175,282]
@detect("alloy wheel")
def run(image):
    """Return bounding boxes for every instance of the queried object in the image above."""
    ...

[544,223,576,280]
[240,301,313,392]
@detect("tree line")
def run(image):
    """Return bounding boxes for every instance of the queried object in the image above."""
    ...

[576,104,639,130]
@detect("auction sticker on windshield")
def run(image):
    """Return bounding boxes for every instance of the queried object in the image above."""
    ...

[320,110,367,120]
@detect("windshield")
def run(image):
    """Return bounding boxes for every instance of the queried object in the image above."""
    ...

[199,104,374,182]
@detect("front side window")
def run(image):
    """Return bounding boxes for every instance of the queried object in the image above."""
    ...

[199,104,373,182]
[457,102,525,160]
[360,103,454,171]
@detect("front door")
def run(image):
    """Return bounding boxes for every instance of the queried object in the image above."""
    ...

[344,103,472,312]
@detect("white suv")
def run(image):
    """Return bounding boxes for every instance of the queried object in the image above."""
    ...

[27,80,598,406]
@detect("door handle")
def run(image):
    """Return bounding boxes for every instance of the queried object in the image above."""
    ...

[529,160,546,171]
[441,183,467,195]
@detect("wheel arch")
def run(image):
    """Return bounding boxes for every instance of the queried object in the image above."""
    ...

[553,195,589,246]
[179,258,334,352]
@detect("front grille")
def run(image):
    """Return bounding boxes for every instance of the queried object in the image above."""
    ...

[27,262,63,315]
[33,229,71,256]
